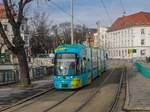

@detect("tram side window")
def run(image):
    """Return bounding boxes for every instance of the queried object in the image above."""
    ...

[77,59,81,74]
[82,58,86,73]
[88,59,90,72]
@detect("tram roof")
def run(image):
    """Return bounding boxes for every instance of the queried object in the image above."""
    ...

[55,44,86,56]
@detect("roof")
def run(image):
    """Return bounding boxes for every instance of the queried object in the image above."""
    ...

[87,28,97,34]
[0,3,19,20]
[55,44,86,57]
[108,11,150,32]
[0,3,6,19]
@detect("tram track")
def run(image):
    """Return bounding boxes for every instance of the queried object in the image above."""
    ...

[3,68,112,112]
[43,90,78,112]
[44,69,115,112]
[2,86,78,112]
[75,65,125,112]
[2,67,118,112]
[106,67,126,112]
[0,86,55,112]
[73,69,115,112]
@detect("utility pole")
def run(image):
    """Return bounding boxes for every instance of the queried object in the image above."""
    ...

[71,0,74,44]
[96,21,101,48]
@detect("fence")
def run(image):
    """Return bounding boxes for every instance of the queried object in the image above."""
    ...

[0,70,19,85]
[0,65,54,85]
[0,55,54,85]
[31,66,53,79]
[135,63,150,78]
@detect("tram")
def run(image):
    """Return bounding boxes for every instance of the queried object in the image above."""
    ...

[53,44,106,89]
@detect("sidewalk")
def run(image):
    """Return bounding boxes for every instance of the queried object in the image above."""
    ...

[0,76,52,110]
[124,64,150,111]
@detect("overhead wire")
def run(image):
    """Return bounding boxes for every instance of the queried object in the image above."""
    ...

[96,1,108,27]
[46,0,97,27]
[120,0,126,15]
[46,0,85,25]
[98,0,113,25]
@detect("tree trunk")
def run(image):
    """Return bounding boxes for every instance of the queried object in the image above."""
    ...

[17,47,31,86]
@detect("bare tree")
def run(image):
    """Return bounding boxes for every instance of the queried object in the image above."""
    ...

[59,22,71,44]
[29,12,52,56]
[0,38,5,54]
[0,0,34,86]
[51,24,58,48]
[58,22,88,44]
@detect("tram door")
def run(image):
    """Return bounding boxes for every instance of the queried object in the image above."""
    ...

[87,48,92,81]
[80,49,89,85]
[98,49,101,74]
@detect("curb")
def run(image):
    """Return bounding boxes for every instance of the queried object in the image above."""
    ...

[124,66,150,111]
[124,67,130,110]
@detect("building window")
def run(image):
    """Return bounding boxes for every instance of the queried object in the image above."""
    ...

[131,29,133,34]
[119,50,121,56]
[133,49,136,53]
[125,50,127,56]
[122,50,124,57]
[141,50,145,56]
[141,39,145,45]
[21,25,25,31]
[141,29,145,35]
[3,24,7,31]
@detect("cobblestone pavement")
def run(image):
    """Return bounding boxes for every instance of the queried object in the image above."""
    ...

[125,64,150,110]
[0,77,52,110]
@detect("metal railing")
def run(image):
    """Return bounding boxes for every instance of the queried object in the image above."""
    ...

[0,70,19,85]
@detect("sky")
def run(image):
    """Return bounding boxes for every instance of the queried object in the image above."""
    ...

[1,0,150,28]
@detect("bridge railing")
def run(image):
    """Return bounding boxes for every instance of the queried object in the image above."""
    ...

[0,70,19,85]
[135,63,150,78]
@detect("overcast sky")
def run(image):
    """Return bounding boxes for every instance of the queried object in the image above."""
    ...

[1,0,150,28]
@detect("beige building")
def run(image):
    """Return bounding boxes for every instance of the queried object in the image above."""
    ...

[94,27,108,48]
[107,12,150,59]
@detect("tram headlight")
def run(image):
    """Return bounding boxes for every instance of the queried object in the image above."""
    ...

[60,66,64,70]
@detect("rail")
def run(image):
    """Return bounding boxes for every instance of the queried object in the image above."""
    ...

[0,86,54,112]
[73,69,116,112]
[107,67,126,112]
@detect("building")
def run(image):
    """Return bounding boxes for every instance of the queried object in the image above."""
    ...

[94,27,108,48]
[84,28,97,47]
[0,4,29,62]
[107,12,150,59]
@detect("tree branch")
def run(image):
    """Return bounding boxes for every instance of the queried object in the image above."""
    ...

[3,0,17,28]
[17,0,33,28]
[17,0,24,27]
[0,22,16,53]
[23,0,33,5]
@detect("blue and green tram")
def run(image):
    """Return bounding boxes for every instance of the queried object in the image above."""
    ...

[53,44,106,89]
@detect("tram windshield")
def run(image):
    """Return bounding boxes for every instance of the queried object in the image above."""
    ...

[55,53,76,75]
